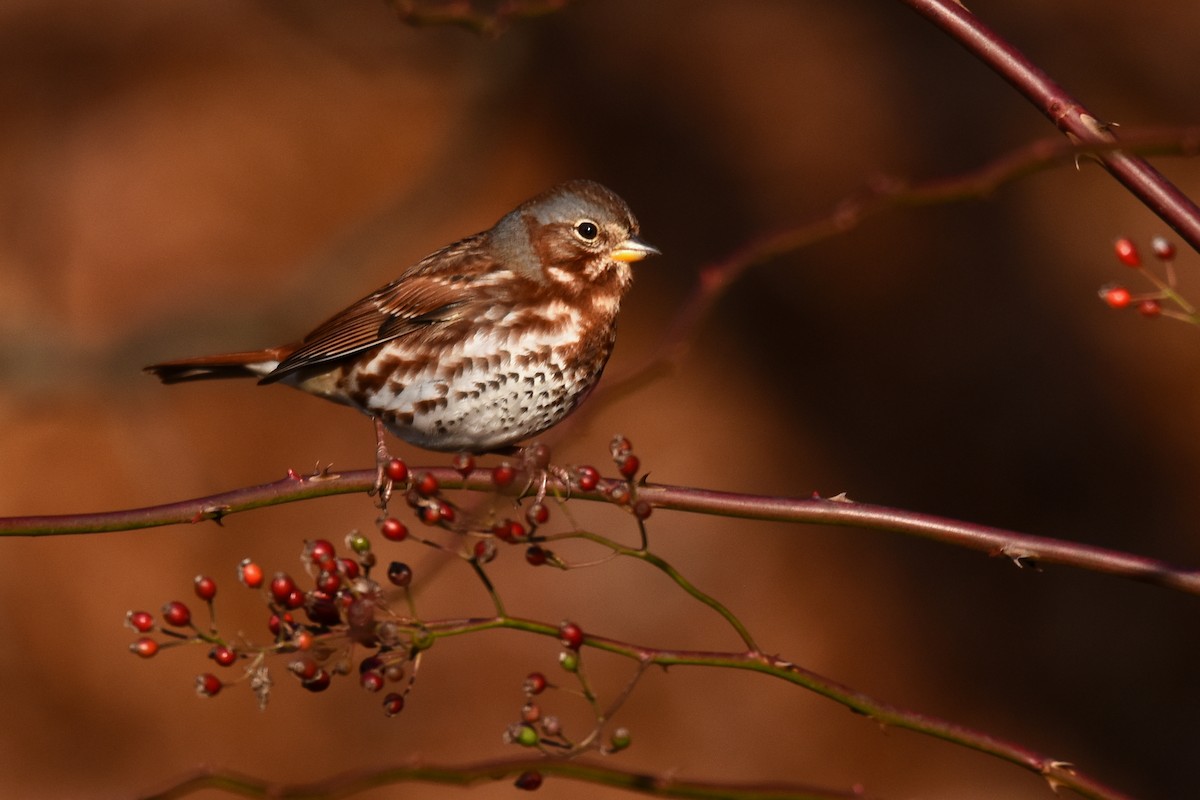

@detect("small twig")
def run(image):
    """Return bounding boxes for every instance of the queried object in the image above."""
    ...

[551,529,761,652]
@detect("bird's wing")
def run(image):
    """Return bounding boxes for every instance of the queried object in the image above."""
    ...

[261,238,498,383]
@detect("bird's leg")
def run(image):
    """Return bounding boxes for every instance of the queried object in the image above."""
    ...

[517,442,572,504]
[371,417,396,511]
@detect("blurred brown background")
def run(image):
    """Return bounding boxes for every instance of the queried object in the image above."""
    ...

[3,1,1200,798]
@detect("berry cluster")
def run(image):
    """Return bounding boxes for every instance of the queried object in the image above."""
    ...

[125,441,655,720]
[1099,236,1198,323]
[127,463,428,713]
[502,619,633,776]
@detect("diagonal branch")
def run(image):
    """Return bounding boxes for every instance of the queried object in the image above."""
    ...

[899,0,1200,251]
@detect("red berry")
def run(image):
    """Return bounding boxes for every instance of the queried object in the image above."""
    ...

[238,558,264,589]
[270,572,297,604]
[382,692,406,716]
[608,483,630,505]
[305,539,337,566]
[385,458,408,482]
[610,435,632,458]
[1101,285,1132,309]
[618,454,640,479]
[1151,236,1175,261]
[193,575,217,601]
[316,569,341,594]
[284,589,306,610]
[451,453,475,475]
[195,673,223,697]
[525,545,548,566]
[209,645,237,667]
[293,630,313,651]
[338,558,361,580]
[473,539,496,564]
[576,465,600,491]
[301,669,331,692]
[558,621,584,650]
[360,670,385,693]
[415,472,439,497]
[161,601,192,628]
[525,502,550,527]
[493,463,517,487]
[522,702,541,723]
[419,504,442,526]
[524,672,548,695]
[1138,299,1162,317]
[1114,237,1141,267]
[268,612,294,637]
[125,610,154,633]
[289,656,318,680]
[381,517,408,541]
[130,637,159,658]
[514,771,543,791]
[632,500,653,520]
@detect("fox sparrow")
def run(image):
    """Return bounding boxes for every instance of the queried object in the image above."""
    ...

[146,180,658,456]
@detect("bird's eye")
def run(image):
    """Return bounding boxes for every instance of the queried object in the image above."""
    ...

[574,220,599,242]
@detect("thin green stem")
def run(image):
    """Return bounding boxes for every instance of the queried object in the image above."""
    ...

[551,529,760,653]
[412,614,1128,800]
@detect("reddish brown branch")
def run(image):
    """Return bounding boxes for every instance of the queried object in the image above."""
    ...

[147,754,868,800]
[899,0,1200,251]
[3,469,1197,596]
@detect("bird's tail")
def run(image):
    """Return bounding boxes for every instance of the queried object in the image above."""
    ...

[144,347,292,384]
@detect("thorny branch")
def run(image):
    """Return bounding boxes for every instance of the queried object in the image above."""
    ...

[4,467,1198,596]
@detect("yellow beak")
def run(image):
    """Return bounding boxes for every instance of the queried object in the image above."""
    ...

[611,235,661,263]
